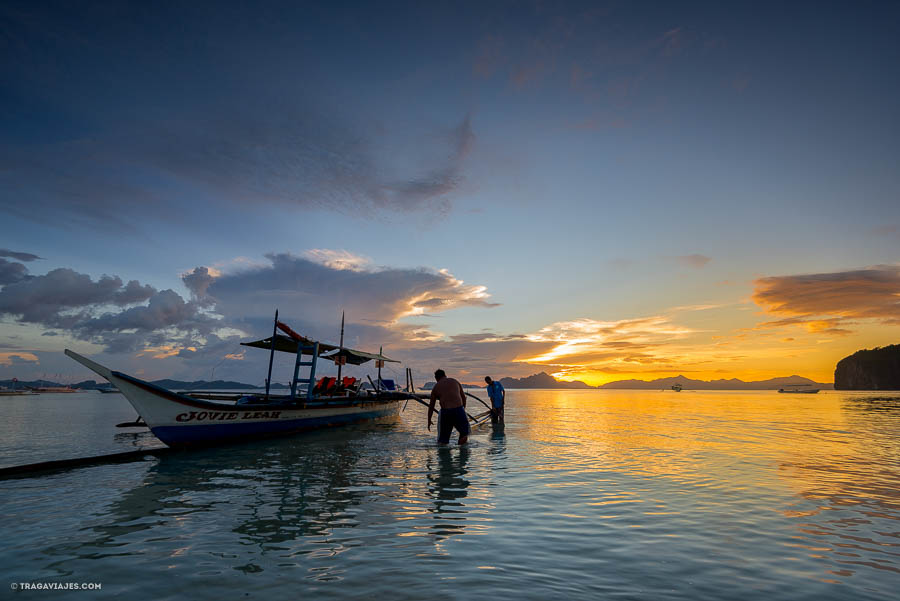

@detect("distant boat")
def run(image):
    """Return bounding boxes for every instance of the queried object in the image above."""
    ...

[29,385,79,393]
[0,379,36,395]
[98,387,122,394]
[778,384,820,394]
[671,384,683,392]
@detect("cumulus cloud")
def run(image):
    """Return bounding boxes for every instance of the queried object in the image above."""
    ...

[0,259,29,285]
[752,265,900,333]
[196,252,498,327]
[115,280,158,305]
[182,266,216,300]
[75,289,215,336]
[0,265,212,352]
[0,269,157,324]
[0,247,505,375]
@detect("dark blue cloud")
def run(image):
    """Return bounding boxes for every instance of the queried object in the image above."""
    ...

[1,1,480,225]
[0,259,28,285]
[0,249,42,261]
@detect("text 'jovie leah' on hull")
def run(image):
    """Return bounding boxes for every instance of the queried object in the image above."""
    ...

[64,312,430,448]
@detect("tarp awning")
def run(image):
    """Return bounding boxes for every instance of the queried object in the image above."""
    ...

[240,334,398,366]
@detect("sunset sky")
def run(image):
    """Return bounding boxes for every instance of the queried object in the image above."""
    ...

[1,1,898,386]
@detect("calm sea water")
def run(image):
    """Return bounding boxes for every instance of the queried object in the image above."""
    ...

[2,389,899,600]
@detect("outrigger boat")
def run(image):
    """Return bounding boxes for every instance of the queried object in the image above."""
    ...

[65,312,494,448]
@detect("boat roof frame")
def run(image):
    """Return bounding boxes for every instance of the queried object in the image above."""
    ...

[240,333,399,366]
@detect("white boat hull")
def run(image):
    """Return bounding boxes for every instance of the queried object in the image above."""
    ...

[65,350,401,448]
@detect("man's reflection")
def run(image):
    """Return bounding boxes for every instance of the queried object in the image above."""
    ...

[426,446,470,539]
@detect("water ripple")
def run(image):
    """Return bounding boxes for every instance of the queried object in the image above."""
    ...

[1,390,900,599]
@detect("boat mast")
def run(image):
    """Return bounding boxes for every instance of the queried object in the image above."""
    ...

[337,311,345,382]
[377,345,383,390]
[264,309,278,401]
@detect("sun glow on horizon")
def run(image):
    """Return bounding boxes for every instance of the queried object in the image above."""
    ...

[506,313,898,386]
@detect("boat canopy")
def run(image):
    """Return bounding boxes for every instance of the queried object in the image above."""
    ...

[240,334,399,366]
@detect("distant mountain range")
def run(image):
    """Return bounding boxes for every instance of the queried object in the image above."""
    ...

[598,374,832,390]
[152,379,278,391]
[3,372,834,393]
[493,372,832,390]
[0,378,278,391]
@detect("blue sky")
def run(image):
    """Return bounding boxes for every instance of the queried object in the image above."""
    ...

[1,1,898,385]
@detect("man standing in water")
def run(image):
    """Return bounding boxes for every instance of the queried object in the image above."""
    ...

[428,369,469,445]
[484,376,505,424]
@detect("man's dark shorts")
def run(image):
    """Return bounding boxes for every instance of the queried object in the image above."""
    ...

[437,406,470,444]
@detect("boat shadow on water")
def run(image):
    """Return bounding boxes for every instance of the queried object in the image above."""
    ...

[39,419,508,574]
[40,428,398,568]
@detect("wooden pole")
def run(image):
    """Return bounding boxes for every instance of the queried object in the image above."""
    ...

[337,311,345,382]
[265,309,278,401]
[377,345,383,390]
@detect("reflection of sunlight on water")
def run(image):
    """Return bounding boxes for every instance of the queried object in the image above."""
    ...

[774,395,900,581]
[1,390,899,599]
[511,389,900,588]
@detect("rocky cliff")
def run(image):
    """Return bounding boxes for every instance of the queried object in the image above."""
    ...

[834,344,900,390]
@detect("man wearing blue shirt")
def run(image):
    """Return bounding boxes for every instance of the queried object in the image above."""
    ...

[484,376,505,424]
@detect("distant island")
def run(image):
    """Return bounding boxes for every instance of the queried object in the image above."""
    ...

[0,378,277,391]
[152,378,287,390]
[598,374,832,390]
[4,370,840,393]
[834,344,900,390]
[421,381,485,390]
[500,372,594,389]
[482,371,832,390]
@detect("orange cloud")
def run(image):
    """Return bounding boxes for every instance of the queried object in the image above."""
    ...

[137,345,196,359]
[752,264,900,333]
[753,316,854,336]
[0,352,39,366]
[520,316,696,373]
